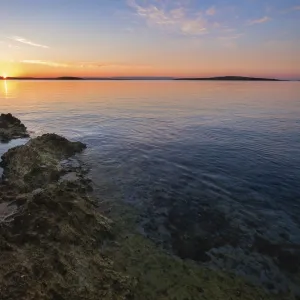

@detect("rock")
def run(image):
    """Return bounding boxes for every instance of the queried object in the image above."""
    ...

[0,183,134,300]
[0,202,18,223]
[0,133,86,191]
[26,133,86,157]
[59,172,80,183]
[0,113,29,142]
[0,132,135,300]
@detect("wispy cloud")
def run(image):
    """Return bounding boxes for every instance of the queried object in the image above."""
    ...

[21,60,151,69]
[206,6,216,16]
[282,5,300,13]
[248,16,271,25]
[218,33,243,40]
[21,60,69,67]
[127,0,207,35]
[8,36,49,48]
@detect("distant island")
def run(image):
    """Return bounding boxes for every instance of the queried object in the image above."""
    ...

[175,76,283,81]
[0,76,172,80]
[2,76,83,80]
[0,75,288,81]
[55,76,83,80]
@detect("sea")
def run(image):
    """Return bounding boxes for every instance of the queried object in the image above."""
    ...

[1,80,300,293]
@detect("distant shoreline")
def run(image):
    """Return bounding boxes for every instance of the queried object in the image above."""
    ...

[0,76,293,81]
[175,76,284,81]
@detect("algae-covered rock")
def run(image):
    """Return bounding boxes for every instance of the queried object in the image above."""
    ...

[0,132,134,300]
[0,113,29,142]
[0,183,134,300]
[0,133,86,191]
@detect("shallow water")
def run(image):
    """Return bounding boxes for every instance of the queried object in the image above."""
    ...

[1,80,300,292]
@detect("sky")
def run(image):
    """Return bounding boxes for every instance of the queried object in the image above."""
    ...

[1,0,300,79]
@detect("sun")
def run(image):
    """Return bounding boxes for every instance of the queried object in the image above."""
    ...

[2,73,7,79]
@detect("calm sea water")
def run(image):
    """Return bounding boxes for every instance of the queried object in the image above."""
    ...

[1,80,300,292]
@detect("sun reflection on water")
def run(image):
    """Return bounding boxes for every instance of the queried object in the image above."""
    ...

[1,79,16,99]
[1,78,9,99]
[4,80,8,97]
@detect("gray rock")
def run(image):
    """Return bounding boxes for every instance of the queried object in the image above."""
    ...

[0,113,29,142]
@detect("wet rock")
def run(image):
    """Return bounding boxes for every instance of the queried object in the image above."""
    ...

[0,132,135,300]
[0,113,29,142]
[0,202,18,223]
[0,133,86,191]
[59,171,80,183]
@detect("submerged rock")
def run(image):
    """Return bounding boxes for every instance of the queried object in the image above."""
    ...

[0,132,134,299]
[0,113,29,142]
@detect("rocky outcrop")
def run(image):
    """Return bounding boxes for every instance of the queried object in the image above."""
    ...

[0,113,29,142]
[0,133,86,191]
[0,133,134,300]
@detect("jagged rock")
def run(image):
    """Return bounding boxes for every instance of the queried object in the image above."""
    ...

[0,133,86,191]
[0,132,135,300]
[0,113,29,142]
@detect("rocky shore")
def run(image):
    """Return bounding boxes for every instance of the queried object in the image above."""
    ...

[0,129,134,299]
[0,113,29,142]
[0,115,296,300]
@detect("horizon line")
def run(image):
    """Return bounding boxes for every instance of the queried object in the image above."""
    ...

[0,75,298,81]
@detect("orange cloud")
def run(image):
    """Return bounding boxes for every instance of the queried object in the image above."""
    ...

[248,16,271,25]
[21,60,69,67]
[20,60,152,69]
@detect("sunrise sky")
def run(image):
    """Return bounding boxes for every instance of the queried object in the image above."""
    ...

[1,0,300,79]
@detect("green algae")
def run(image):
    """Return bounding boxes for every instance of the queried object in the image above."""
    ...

[102,200,296,300]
